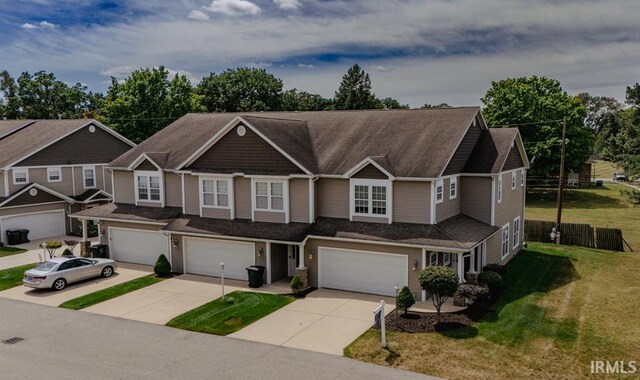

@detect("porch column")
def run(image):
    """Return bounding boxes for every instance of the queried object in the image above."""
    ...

[295,244,309,289]
[266,242,272,285]
[421,248,426,302]
[457,252,464,282]
[297,244,305,269]
[81,219,88,242]
[80,219,90,257]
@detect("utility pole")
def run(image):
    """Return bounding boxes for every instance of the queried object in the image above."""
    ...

[555,117,567,244]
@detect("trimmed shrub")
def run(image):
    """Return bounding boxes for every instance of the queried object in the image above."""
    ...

[478,271,505,298]
[396,286,416,314]
[482,263,507,275]
[154,254,172,277]
[44,241,63,259]
[457,283,489,304]
[61,248,74,256]
[290,275,303,295]
[419,266,459,316]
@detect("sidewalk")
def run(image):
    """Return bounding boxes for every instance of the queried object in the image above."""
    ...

[0,236,97,270]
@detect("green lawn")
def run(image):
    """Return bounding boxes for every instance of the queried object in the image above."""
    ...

[59,275,163,310]
[345,243,639,379]
[0,264,37,291]
[526,183,640,251]
[166,291,294,336]
[593,160,621,180]
[0,246,28,258]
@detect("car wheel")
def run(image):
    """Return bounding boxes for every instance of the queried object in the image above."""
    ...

[52,278,67,291]
[101,266,114,278]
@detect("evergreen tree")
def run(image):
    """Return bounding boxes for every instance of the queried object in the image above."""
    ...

[334,64,379,110]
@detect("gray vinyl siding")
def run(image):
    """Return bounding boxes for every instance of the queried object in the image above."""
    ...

[352,164,388,179]
[113,170,135,204]
[164,172,182,208]
[502,146,525,171]
[104,169,113,195]
[136,160,158,171]
[184,174,200,215]
[0,172,4,197]
[317,178,349,219]
[202,207,231,219]
[352,215,388,223]
[28,167,74,196]
[443,121,483,175]
[234,177,252,220]
[436,177,461,222]
[254,210,286,223]
[393,181,431,224]
[0,202,67,218]
[492,170,526,264]
[460,176,492,224]
[289,178,309,223]
[3,188,64,207]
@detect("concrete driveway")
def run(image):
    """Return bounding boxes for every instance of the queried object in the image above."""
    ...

[83,274,249,325]
[0,235,97,270]
[230,289,395,356]
[0,263,151,307]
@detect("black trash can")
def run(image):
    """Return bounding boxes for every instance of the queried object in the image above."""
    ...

[90,244,109,258]
[596,180,603,187]
[18,229,29,244]
[246,265,266,288]
[5,229,20,245]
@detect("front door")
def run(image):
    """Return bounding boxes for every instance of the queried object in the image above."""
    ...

[463,254,472,280]
[287,245,299,277]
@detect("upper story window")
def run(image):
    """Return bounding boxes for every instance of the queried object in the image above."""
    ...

[497,175,503,204]
[47,167,62,183]
[511,172,517,190]
[13,168,28,185]
[352,179,389,217]
[449,177,457,200]
[501,223,510,259]
[520,169,525,187]
[135,171,161,202]
[201,178,229,208]
[255,180,285,211]
[435,179,444,204]
[83,166,96,189]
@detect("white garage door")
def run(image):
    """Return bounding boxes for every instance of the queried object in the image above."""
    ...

[110,228,169,266]
[319,247,408,296]
[184,237,255,280]
[1,210,65,243]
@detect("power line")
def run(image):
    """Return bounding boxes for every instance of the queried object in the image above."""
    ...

[489,119,564,128]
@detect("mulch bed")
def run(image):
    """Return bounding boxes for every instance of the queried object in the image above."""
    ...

[378,311,474,333]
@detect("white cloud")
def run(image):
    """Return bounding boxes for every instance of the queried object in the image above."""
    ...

[371,65,390,72]
[273,0,301,11]
[205,0,260,16]
[248,62,273,69]
[21,20,56,30]
[100,66,199,84]
[38,20,56,29]
[21,23,37,29]
[298,63,315,68]
[187,10,210,21]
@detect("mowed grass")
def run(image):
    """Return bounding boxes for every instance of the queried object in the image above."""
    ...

[526,183,640,251]
[166,291,294,336]
[345,243,640,379]
[0,264,37,291]
[59,275,163,310]
[0,246,28,257]
[593,160,622,180]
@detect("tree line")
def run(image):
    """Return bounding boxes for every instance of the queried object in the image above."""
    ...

[0,64,637,178]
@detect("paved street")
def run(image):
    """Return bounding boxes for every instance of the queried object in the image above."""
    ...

[0,298,435,380]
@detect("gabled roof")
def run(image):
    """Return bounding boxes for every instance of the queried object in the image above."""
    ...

[463,128,529,173]
[109,108,484,178]
[0,119,135,169]
[0,120,34,140]
[0,183,74,208]
[72,189,112,203]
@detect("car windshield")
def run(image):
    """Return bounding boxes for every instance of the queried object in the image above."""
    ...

[34,261,58,271]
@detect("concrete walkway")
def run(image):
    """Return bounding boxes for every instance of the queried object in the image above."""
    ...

[0,235,97,270]
[83,274,249,324]
[230,289,395,356]
[0,263,151,307]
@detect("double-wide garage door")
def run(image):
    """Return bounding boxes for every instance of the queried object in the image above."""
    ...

[0,210,66,243]
[110,228,169,266]
[184,237,255,280]
[319,247,408,297]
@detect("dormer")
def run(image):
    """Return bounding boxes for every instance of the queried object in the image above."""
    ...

[344,157,394,224]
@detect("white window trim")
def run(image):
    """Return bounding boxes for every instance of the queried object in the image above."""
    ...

[501,223,510,259]
[134,170,164,205]
[520,169,526,187]
[430,251,438,266]
[444,252,451,266]
[47,167,62,183]
[12,168,28,185]
[82,165,96,189]
[199,176,234,218]
[435,179,444,204]
[513,216,521,249]
[511,171,517,190]
[449,177,457,200]
[349,178,392,220]
[251,178,289,223]
[497,175,503,204]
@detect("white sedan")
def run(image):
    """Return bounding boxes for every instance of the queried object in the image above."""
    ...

[23,256,118,291]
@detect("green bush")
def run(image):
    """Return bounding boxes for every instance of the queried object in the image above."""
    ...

[482,263,507,275]
[153,254,172,277]
[457,283,489,303]
[478,271,505,298]
[44,241,63,259]
[396,286,416,314]
[419,266,459,315]
[290,275,303,295]
[621,189,640,206]
[61,248,74,256]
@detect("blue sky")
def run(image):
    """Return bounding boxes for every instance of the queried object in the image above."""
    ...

[1,0,639,107]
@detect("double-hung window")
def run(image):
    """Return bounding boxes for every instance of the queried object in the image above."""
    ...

[435,179,444,204]
[513,217,521,248]
[13,169,28,185]
[430,252,438,266]
[497,175,503,203]
[136,171,161,202]
[511,172,517,190]
[201,178,229,208]
[501,223,510,259]
[520,169,525,187]
[255,181,285,211]
[47,167,62,182]
[352,179,389,217]
[83,166,96,189]
[449,177,457,199]
[444,252,451,266]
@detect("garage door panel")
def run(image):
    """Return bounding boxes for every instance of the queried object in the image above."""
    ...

[110,228,168,266]
[185,238,254,280]
[1,211,65,242]
[320,247,407,297]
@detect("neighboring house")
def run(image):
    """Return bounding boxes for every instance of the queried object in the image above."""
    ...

[0,119,135,244]
[72,108,528,300]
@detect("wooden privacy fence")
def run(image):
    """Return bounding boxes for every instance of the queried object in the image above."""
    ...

[524,220,627,252]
